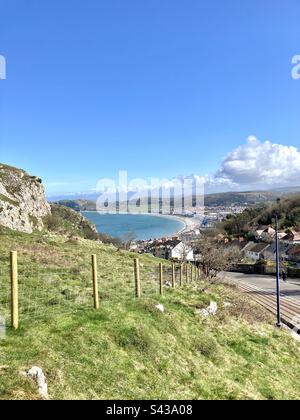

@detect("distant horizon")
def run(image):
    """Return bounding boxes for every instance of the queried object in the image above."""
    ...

[46,184,300,202]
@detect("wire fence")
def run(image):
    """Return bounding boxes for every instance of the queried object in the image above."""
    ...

[0,251,200,330]
[0,264,10,335]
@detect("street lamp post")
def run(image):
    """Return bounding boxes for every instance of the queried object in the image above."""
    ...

[275,201,281,328]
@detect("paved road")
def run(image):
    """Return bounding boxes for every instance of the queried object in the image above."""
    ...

[222,271,300,304]
[222,271,300,331]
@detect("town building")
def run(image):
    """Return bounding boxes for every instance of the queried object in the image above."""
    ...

[144,239,194,261]
[243,242,270,261]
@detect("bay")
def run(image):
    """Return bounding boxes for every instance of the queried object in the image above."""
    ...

[83,212,185,241]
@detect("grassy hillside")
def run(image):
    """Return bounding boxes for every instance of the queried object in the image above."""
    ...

[45,204,122,245]
[45,203,99,240]
[0,228,300,400]
[252,194,300,229]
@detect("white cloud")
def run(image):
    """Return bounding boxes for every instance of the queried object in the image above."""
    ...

[46,137,300,197]
[212,136,300,190]
[204,174,238,194]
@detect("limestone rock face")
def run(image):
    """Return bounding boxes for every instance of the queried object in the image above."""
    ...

[0,164,51,233]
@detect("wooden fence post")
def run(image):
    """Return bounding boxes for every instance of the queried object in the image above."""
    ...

[190,264,193,282]
[159,263,163,295]
[185,263,188,283]
[92,254,99,309]
[134,258,141,298]
[10,251,19,330]
[172,264,175,288]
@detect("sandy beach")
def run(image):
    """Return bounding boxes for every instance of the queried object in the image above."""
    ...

[166,214,200,236]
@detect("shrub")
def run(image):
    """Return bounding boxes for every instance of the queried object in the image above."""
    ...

[194,334,219,359]
[44,214,61,231]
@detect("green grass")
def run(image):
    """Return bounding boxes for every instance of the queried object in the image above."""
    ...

[0,227,300,400]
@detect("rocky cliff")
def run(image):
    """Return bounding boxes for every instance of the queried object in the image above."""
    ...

[0,163,51,233]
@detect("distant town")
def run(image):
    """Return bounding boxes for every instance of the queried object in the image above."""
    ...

[130,202,300,277]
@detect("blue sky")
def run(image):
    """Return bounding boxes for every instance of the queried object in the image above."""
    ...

[0,0,300,195]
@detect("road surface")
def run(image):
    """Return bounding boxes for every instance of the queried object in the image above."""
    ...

[223,271,300,303]
[222,271,300,331]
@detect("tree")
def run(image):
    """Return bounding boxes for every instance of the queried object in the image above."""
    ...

[122,232,136,250]
[195,236,241,279]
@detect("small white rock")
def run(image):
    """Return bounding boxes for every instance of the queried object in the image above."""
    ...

[207,301,218,315]
[155,304,165,313]
[199,309,210,317]
[26,366,48,399]
[197,301,218,317]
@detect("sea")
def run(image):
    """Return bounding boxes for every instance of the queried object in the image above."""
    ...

[83,212,185,241]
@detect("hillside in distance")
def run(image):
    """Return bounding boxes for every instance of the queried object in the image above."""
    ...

[52,187,300,212]
[204,190,283,207]
[221,194,300,236]
[53,199,97,212]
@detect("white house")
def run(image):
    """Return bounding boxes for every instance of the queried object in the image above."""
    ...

[170,241,194,261]
[146,239,194,261]
[244,242,269,261]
